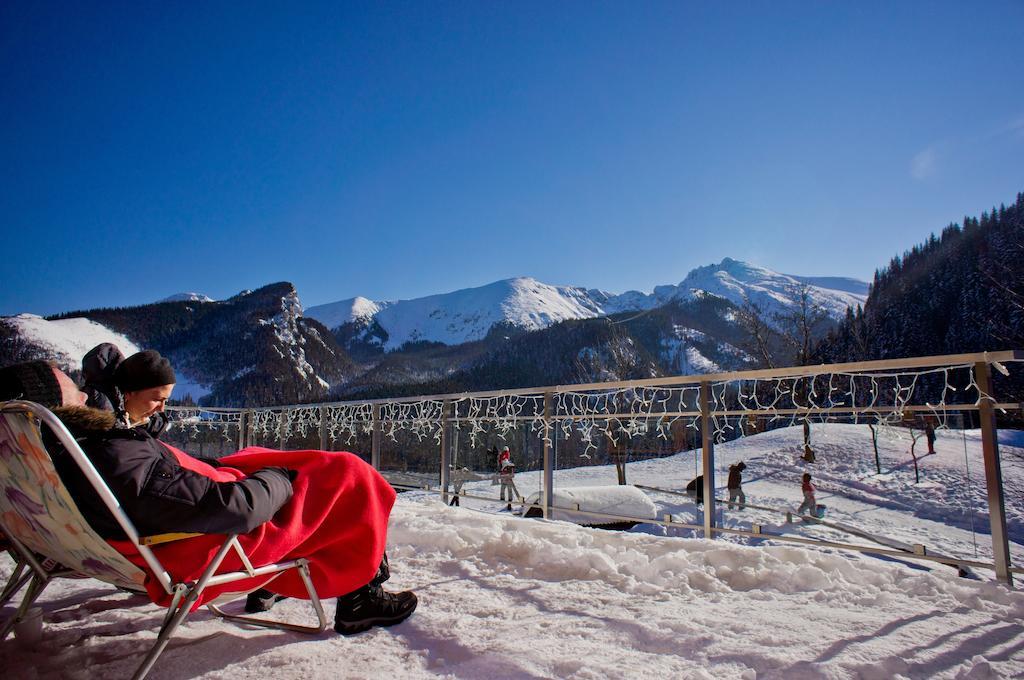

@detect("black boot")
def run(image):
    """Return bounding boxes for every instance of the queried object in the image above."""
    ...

[334,584,418,635]
[244,588,288,613]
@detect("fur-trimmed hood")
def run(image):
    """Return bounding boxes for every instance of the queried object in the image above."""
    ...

[52,405,118,433]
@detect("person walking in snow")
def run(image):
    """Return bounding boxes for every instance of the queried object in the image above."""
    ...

[924,417,937,455]
[449,466,481,506]
[499,457,520,511]
[797,472,817,517]
[727,461,746,510]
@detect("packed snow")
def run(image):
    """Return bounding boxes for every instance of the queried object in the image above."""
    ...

[3,423,1022,679]
[520,485,658,524]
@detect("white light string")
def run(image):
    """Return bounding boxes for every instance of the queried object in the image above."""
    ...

[165,408,242,442]
[168,362,1006,454]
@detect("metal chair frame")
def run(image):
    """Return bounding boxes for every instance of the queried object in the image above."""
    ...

[0,401,328,680]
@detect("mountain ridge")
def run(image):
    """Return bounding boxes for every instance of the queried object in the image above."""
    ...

[307,259,868,353]
[1,259,866,406]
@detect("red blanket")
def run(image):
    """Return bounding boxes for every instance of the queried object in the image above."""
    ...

[111,445,396,608]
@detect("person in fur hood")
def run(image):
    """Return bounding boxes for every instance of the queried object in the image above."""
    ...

[0,359,417,636]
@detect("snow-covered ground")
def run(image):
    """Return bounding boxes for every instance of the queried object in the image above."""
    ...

[504,423,1024,568]
[3,424,1023,679]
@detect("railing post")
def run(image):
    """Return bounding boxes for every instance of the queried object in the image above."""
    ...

[245,409,254,449]
[371,404,382,470]
[440,400,450,505]
[278,409,288,451]
[543,391,554,520]
[700,381,716,539]
[975,361,1013,586]
[319,406,328,451]
[237,410,247,451]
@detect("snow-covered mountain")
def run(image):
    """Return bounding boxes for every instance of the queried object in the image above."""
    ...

[158,292,215,303]
[308,278,610,351]
[1,284,354,406]
[302,296,390,330]
[307,259,868,351]
[159,292,215,303]
[606,258,869,318]
[2,260,869,405]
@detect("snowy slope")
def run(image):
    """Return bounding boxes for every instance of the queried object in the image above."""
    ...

[308,260,868,351]
[2,314,141,372]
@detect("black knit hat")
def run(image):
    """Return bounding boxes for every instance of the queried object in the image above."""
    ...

[114,350,176,393]
[0,361,63,407]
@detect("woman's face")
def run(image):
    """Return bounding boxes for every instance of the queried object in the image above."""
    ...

[124,384,174,422]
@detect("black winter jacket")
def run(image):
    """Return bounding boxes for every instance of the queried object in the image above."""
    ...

[727,463,745,490]
[49,407,293,540]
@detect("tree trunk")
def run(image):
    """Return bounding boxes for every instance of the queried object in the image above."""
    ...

[802,420,815,462]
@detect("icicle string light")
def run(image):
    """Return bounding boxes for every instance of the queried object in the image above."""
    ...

[325,404,374,445]
[164,408,243,442]
[167,363,1004,452]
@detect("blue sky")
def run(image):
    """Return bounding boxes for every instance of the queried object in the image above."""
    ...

[2,1,1022,316]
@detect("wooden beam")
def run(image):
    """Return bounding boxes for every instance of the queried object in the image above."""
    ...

[975,361,1013,585]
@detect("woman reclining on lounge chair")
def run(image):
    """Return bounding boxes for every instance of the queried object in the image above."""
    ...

[0,357,417,635]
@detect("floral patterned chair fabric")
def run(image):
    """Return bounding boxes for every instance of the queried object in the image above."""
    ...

[0,410,146,591]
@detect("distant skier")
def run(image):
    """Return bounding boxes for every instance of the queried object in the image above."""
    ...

[925,418,937,455]
[797,472,817,517]
[727,461,746,510]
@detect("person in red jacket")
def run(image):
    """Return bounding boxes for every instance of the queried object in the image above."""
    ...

[497,445,511,470]
[797,472,817,517]
[0,358,417,636]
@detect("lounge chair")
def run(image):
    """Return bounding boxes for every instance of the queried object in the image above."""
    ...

[0,400,328,679]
